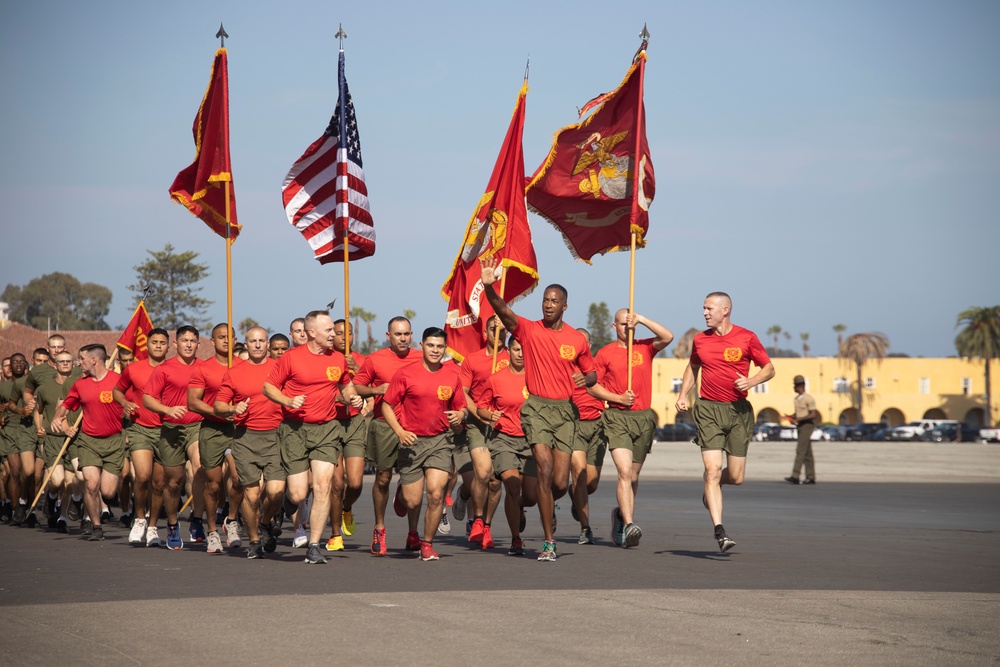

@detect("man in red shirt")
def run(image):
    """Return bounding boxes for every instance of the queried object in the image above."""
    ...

[353,316,422,556]
[263,310,363,565]
[143,325,205,551]
[215,326,285,559]
[676,292,774,553]
[52,344,125,542]
[113,327,169,546]
[481,257,597,562]
[591,310,674,548]
[188,323,244,554]
[382,327,468,561]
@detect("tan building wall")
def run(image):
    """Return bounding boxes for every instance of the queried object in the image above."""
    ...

[650,356,1000,427]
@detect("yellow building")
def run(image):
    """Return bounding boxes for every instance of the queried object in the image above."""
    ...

[651,356,999,427]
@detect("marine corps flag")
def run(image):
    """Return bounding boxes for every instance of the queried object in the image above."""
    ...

[169,48,240,241]
[117,301,154,361]
[442,82,538,361]
[526,51,653,263]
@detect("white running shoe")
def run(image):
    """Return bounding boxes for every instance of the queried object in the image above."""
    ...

[437,510,451,535]
[206,530,224,554]
[223,519,242,548]
[129,517,148,545]
[293,525,308,548]
[146,526,162,547]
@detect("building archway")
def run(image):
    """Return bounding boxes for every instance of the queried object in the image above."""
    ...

[964,407,985,426]
[839,408,859,425]
[756,407,781,424]
[923,408,948,420]
[880,408,905,426]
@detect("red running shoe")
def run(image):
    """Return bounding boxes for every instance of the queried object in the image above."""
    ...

[419,541,439,561]
[370,527,387,556]
[405,529,421,551]
[481,524,495,549]
[468,517,485,544]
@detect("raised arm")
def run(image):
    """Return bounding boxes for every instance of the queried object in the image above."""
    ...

[480,257,519,332]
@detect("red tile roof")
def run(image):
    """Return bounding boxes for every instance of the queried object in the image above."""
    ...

[0,322,215,362]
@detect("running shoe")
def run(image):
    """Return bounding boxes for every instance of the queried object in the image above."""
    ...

[146,526,162,547]
[0,502,12,523]
[292,526,308,548]
[466,518,474,536]
[508,538,525,556]
[717,531,736,553]
[67,499,82,522]
[56,517,68,533]
[341,510,355,537]
[223,519,242,548]
[445,493,453,508]
[578,527,595,545]
[129,517,148,545]
[468,517,485,544]
[393,485,407,518]
[802,479,816,485]
[45,494,58,519]
[784,476,800,485]
[326,535,345,551]
[101,509,112,525]
[419,541,439,561]
[405,530,421,551]
[437,510,451,535]
[610,507,624,546]
[304,543,328,564]
[452,488,467,521]
[481,524,495,549]
[207,530,223,554]
[80,518,93,536]
[166,523,183,550]
[88,525,104,541]
[189,517,206,543]
[537,540,557,562]
[247,541,265,559]
[623,522,643,548]
[268,519,283,538]
[24,512,38,528]
[371,527,387,556]
[120,511,133,528]
[260,524,278,553]
[12,504,26,526]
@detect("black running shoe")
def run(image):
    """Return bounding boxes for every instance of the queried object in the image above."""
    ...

[80,519,93,537]
[88,525,105,541]
[247,541,265,559]
[23,512,39,528]
[260,524,278,553]
[717,531,736,553]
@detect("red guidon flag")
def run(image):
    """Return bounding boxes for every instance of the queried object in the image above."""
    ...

[169,48,240,241]
[441,82,538,361]
[526,51,653,263]
[117,302,154,361]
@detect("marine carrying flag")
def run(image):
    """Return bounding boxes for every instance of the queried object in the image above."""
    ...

[526,52,653,263]
[441,83,538,361]
[282,49,375,263]
[169,48,240,241]
[116,302,154,361]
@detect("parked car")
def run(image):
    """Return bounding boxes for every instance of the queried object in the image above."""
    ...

[753,422,828,441]
[654,423,697,442]
[845,423,884,441]
[889,419,958,441]
[869,427,892,441]
[920,423,981,443]
[753,423,782,441]
[979,427,1000,443]
[818,425,847,441]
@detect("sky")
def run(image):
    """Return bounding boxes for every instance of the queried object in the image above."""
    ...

[1,1,997,357]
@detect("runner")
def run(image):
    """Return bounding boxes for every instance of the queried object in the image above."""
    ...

[2,353,38,526]
[289,318,307,348]
[268,334,290,359]
[382,327,467,561]
[32,350,79,531]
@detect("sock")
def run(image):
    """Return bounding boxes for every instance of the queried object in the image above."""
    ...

[48,492,58,500]
[714,524,725,537]
[18,498,26,506]
[72,494,82,502]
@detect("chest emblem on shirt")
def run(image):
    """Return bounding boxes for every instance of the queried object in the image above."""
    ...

[522,387,530,400]
[723,347,743,362]
[437,386,453,401]
[559,345,576,360]
[326,367,342,382]
[493,359,510,372]
[631,351,644,367]
[99,391,114,404]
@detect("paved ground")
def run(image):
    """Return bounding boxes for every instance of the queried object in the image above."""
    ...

[1,441,998,665]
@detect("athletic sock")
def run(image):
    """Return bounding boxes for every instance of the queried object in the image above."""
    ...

[71,494,82,502]
[714,524,725,538]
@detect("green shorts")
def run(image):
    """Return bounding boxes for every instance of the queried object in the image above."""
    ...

[76,431,126,476]
[7,422,37,455]
[340,415,370,459]
[280,419,344,476]
[488,431,531,475]
[466,418,489,450]
[520,395,578,453]
[0,429,10,458]
[43,433,72,469]
[693,398,754,457]
[452,439,471,475]
[64,439,80,472]
[199,419,234,471]
[396,432,455,485]
[232,427,284,485]
[603,408,657,464]
[366,418,399,472]
[576,418,607,467]
[125,423,159,454]
[156,421,200,468]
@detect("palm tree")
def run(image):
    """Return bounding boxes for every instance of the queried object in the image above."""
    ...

[766,325,782,352]
[833,324,847,350]
[800,332,810,357]
[838,332,890,423]
[237,317,260,337]
[955,306,1000,427]
[350,307,378,354]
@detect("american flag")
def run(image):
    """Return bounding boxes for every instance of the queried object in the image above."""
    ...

[282,50,375,262]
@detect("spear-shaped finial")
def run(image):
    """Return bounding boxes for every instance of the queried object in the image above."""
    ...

[634,23,650,60]
[524,55,530,83]
[326,298,338,311]
[216,23,229,48]
[335,23,347,52]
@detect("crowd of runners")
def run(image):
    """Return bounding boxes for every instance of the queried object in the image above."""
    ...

[0,262,774,563]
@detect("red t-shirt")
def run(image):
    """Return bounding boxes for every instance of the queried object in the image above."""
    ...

[512,316,596,400]
[335,351,367,419]
[145,357,204,425]
[63,371,124,438]
[573,384,605,421]
[595,338,656,411]
[217,359,282,431]
[384,362,466,437]
[115,359,162,428]
[690,325,771,402]
[190,357,243,423]
[265,344,350,423]
[353,347,421,420]
[479,368,528,437]
[460,347,511,405]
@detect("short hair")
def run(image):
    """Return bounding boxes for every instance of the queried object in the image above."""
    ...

[304,310,329,329]
[176,325,200,339]
[422,326,447,343]
[289,318,305,330]
[245,326,268,339]
[148,327,169,340]
[333,318,347,327]
[232,342,247,353]
[46,334,66,346]
[211,322,230,336]
[32,347,49,359]
[544,284,568,300]
[10,352,26,361]
[79,344,108,362]
[706,291,732,304]
[387,316,411,331]
[269,333,290,346]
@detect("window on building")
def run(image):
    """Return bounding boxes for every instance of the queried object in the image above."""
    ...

[833,377,850,393]
[671,378,683,394]
[962,378,972,396]
[865,377,876,390]
[752,381,768,394]
[919,378,930,394]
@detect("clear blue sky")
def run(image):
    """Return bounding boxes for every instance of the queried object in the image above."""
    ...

[1,1,997,357]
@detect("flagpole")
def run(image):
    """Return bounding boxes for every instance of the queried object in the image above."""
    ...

[626,26,649,392]
[491,266,508,373]
[226,184,234,368]
[336,24,352,356]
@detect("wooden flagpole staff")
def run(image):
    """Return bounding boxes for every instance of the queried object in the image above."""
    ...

[626,25,649,392]
[491,266,508,373]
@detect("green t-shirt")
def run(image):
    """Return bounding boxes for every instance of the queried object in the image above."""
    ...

[34,375,79,428]
[25,363,57,394]
[10,376,33,427]
[0,379,12,429]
